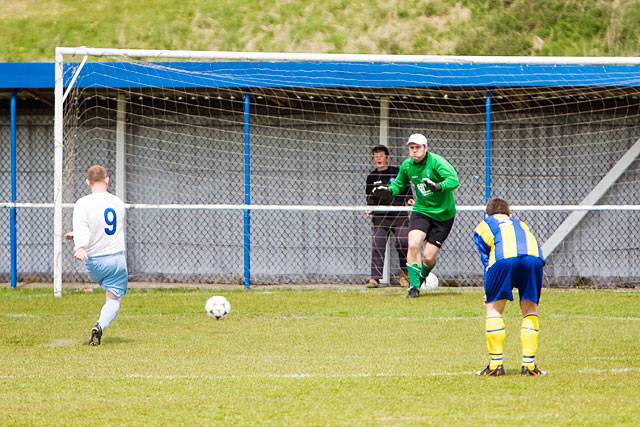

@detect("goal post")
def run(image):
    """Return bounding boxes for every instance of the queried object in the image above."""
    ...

[53,49,64,297]
[52,47,640,295]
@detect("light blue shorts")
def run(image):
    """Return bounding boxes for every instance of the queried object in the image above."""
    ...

[86,251,129,299]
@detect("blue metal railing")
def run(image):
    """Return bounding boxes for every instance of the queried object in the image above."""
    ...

[243,94,251,289]
[10,91,17,288]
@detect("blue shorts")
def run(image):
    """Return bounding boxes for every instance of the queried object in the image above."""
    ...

[484,256,544,304]
[86,251,129,299]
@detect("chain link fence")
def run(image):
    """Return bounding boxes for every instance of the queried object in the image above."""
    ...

[1,107,53,281]
[3,89,640,287]
[0,119,9,281]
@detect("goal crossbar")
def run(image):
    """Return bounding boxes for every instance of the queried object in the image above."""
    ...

[56,47,640,65]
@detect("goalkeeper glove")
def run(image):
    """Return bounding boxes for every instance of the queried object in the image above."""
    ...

[423,178,442,193]
[372,185,393,204]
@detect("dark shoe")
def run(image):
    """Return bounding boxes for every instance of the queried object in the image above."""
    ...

[366,279,379,289]
[88,323,102,346]
[407,287,420,298]
[521,365,546,376]
[477,365,506,376]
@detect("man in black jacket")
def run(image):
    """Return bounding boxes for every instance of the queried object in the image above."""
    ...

[365,145,412,288]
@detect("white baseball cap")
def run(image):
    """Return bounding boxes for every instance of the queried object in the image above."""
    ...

[407,133,428,146]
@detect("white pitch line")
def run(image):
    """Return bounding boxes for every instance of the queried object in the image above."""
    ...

[578,367,640,374]
[124,370,475,380]
[271,371,476,379]
[4,368,639,380]
[4,313,40,319]
[120,314,479,321]
[548,315,640,321]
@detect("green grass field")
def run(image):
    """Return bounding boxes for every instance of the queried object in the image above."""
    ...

[1,286,639,425]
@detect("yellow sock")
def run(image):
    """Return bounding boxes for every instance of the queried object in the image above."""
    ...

[521,315,540,370]
[486,317,505,370]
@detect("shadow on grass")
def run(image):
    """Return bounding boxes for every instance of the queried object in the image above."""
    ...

[101,336,135,345]
[381,288,470,299]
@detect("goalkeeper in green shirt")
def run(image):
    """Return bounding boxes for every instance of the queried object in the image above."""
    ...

[372,133,459,298]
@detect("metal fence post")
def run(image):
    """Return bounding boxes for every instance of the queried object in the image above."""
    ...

[10,90,17,288]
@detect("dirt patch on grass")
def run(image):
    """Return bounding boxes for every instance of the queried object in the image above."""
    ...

[0,0,67,19]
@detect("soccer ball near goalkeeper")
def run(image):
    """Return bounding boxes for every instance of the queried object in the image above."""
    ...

[205,296,231,319]
[420,273,439,292]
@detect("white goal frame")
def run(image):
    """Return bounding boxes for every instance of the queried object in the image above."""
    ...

[53,47,640,296]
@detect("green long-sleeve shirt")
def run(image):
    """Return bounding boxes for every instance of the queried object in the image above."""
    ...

[388,152,459,221]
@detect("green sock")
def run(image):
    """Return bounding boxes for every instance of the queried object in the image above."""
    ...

[406,263,421,289]
[420,262,431,279]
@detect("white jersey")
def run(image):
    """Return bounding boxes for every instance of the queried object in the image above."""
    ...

[72,191,126,257]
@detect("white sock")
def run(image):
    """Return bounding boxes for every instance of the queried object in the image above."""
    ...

[97,299,121,330]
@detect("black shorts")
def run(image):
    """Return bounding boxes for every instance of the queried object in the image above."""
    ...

[408,212,455,248]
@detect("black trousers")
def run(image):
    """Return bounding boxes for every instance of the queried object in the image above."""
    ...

[370,215,409,280]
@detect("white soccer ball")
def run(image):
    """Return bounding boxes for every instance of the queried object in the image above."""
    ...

[205,296,231,319]
[420,272,439,292]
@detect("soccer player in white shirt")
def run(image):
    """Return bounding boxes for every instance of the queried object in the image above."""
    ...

[64,165,127,346]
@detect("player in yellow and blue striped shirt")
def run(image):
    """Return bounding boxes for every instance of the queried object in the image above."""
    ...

[473,198,546,377]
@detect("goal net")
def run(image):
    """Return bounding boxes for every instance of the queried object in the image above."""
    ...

[53,49,640,294]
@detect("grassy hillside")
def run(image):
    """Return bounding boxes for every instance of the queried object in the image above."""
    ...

[1,0,640,61]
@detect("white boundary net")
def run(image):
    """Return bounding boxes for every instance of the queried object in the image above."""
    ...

[49,49,640,295]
